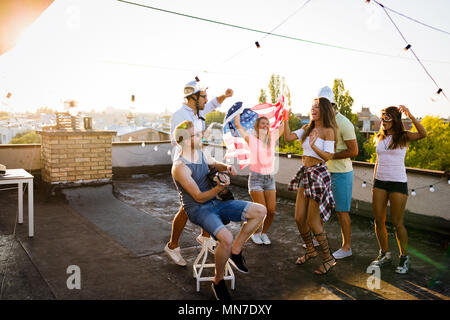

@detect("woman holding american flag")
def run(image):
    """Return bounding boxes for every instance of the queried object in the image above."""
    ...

[284,97,338,275]
[233,112,285,246]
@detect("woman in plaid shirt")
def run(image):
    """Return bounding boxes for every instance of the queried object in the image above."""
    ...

[284,97,338,275]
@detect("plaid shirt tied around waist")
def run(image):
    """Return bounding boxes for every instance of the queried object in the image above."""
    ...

[288,163,335,222]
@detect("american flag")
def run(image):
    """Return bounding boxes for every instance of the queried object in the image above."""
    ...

[223,99,286,169]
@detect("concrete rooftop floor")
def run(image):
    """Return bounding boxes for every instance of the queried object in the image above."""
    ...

[0,172,449,300]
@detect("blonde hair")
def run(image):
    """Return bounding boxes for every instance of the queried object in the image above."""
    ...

[173,120,194,145]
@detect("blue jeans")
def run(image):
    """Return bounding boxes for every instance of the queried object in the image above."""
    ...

[187,200,252,239]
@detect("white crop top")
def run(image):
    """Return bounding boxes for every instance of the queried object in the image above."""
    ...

[293,128,335,161]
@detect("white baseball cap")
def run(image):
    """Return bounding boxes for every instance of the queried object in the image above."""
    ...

[184,80,208,98]
[317,86,335,104]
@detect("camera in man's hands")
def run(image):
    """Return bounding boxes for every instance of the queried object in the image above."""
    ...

[207,168,234,201]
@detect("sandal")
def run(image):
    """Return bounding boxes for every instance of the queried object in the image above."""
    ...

[314,257,336,275]
[296,230,318,265]
[313,232,336,275]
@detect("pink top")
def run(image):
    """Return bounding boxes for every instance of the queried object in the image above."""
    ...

[249,134,275,175]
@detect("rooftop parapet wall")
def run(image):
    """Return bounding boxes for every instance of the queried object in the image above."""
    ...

[1,142,448,233]
[37,130,116,185]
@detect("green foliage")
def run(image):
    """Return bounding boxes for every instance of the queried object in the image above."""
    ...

[10,131,41,144]
[278,111,304,153]
[277,139,302,154]
[258,89,267,104]
[363,134,377,163]
[354,127,370,161]
[405,116,450,171]
[362,116,450,171]
[268,74,281,104]
[332,79,358,125]
[205,110,226,127]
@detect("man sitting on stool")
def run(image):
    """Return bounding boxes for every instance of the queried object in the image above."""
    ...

[171,120,266,301]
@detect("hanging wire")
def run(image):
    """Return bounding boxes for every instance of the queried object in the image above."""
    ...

[116,0,450,65]
[371,0,450,36]
[374,1,449,102]
[221,0,313,65]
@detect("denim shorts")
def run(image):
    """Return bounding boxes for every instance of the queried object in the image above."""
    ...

[373,179,408,196]
[248,171,276,192]
[330,171,353,212]
[187,199,252,239]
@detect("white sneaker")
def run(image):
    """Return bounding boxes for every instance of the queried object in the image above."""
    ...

[164,243,187,266]
[395,255,411,274]
[251,233,263,245]
[260,233,271,245]
[196,235,216,254]
[302,239,320,249]
[332,248,353,259]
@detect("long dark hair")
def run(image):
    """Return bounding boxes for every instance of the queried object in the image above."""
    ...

[301,97,337,147]
[374,106,408,149]
[254,116,271,145]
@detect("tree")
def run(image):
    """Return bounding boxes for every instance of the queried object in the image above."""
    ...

[405,116,450,171]
[258,89,267,104]
[268,74,281,104]
[362,116,450,171]
[363,134,377,163]
[332,79,358,125]
[205,110,226,127]
[10,131,41,144]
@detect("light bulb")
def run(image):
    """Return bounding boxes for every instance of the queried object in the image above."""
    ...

[128,137,132,142]
[447,179,450,185]
[167,150,171,156]
[287,153,292,159]
[141,142,145,147]
[431,88,443,102]
[153,145,158,151]
[362,181,367,188]
[429,185,435,192]
[411,189,416,196]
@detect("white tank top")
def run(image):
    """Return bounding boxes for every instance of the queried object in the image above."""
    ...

[375,135,407,182]
[293,128,334,161]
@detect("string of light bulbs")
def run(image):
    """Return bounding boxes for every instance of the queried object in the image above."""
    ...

[116,0,450,66]
[220,0,313,65]
[118,141,172,156]
[353,172,449,197]
[369,0,448,102]
[117,142,448,197]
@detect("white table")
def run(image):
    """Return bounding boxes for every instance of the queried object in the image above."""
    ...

[0,169,34,237]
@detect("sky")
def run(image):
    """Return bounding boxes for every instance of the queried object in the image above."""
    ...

[0,0,449,119]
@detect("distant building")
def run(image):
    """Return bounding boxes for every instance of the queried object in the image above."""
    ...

[113,126,170,142]
[357,107,380,134]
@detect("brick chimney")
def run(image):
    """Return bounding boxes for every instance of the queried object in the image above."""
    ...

[38,130,116,185]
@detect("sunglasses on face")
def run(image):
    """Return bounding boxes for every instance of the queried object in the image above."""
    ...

[381,113,393,122]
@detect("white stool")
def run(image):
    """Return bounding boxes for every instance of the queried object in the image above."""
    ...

[192,238,235,292]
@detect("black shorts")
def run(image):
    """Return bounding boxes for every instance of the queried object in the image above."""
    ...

[373,179,408,196]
